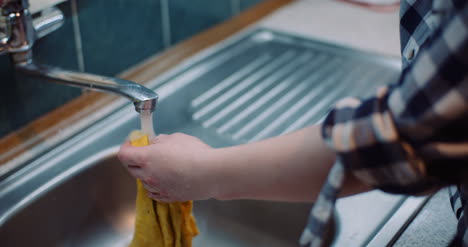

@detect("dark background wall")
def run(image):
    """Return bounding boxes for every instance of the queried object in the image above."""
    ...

[0,0,263,138]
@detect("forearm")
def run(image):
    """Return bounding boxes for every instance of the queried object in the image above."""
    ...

[208,125,371,202]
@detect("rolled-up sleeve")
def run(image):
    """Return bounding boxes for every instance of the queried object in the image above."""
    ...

[321,3,468,194]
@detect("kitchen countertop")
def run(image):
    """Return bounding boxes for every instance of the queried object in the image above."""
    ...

[260,0,401,57]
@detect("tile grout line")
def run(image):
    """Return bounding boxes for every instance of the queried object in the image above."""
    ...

[230,0,241,16]
[70,0,85,72]
[160,0,171,48]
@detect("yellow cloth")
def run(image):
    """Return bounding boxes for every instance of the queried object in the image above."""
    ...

[129,131,199,247]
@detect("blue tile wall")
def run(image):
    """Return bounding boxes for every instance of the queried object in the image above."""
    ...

[240,0,264,11]
[168,0,232,44]
[0,0,264,139]
[77,0,165,76]
[0,56,17,137]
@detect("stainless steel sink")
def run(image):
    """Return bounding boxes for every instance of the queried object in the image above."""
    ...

[0,28,425,247]
[0,149,332,247]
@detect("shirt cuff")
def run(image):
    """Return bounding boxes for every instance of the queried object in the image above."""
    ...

[321,86,430,194]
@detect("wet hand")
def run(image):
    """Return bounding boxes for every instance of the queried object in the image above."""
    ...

[118,133,216,202]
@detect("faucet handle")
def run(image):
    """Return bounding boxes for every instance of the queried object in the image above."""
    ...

[0,0,63,57]
[33,7,64,39]
[0,0,34,56]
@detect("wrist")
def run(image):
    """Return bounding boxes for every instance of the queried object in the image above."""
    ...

[199,148,241,201]
[195,148,227,200]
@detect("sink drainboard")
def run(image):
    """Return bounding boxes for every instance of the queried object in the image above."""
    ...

[189,29,400,143]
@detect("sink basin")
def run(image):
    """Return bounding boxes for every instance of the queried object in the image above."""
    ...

[0,28,419,247]
[0,149,329,247]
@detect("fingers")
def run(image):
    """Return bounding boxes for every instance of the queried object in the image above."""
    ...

[126,166,146,179]
[141,178,173,202]
[118,142,155,182]
[147,191,174,203]
[119,134,169,164]
[141,180,161,194]
[140,180,174,202]
[117,141,152,168]
[118,132,181,203]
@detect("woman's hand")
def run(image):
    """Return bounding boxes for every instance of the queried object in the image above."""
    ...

[118,133,217,202]
[118,126,369,203]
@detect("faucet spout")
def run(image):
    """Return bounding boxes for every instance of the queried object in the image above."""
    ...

[16,62,158,113]
[2,0,158,113]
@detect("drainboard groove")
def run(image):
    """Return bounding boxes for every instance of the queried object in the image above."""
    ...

[231,58,345,141]
[202,52,314,128]
[191,54,272,108]
[189,29,400,143]
[217,54,329,134]
[192,50,297,121]
[157,39,256,98]
[250,64,351,142]
[232,80,310,140]
[282,64,369,133]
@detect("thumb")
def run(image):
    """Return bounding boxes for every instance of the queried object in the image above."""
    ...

[118,141,154,168]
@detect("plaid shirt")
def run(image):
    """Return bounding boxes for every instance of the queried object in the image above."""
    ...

[301,0,468,246]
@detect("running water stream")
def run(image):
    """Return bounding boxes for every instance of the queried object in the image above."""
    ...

[140,110,156,138]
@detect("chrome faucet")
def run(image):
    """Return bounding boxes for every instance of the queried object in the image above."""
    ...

[0,0,158,113]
